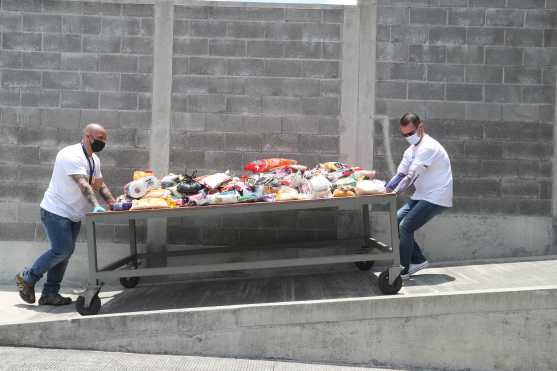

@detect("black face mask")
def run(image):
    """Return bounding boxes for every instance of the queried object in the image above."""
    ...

[91,139,105,153]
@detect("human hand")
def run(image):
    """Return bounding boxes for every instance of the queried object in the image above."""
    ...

[92,206,106,213]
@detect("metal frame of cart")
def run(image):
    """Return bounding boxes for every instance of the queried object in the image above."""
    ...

[76,194,403,315]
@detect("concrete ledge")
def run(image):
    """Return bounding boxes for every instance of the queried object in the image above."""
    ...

[1,287,556,370]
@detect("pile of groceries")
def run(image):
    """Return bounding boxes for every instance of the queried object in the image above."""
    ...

[110,158,387,212]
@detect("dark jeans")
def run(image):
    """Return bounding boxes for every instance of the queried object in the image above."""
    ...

[23,208,81,295]
[397,199,447,274]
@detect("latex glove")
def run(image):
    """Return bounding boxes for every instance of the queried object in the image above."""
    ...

[92,206,106,213]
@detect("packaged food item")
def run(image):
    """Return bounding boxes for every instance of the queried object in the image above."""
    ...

[201,172,232,190]
[355,180,387,195]
[244,158,298,173]
[111,201,132,211]
[125,176,161,199]
[333,175,358,189]
[161,173,180,188]
[313,189,332,199]
[130,198,170,210]
[333,187,356,198]
[275,186,299,201]
[354,170,376,180]
[309,175,331,192]
[143,188,171,199]
[206,191,240,205]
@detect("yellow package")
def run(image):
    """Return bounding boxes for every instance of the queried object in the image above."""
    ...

[130,198,169,210]
[133,170,153,181]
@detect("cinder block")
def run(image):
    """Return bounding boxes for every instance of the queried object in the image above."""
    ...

[408,45,445,63]
[454,178,500,197]
[224,133,262,151]
[519,200,550,216]
[323,9,343,23]
[282,116,320,134]
[82,73,119,91]
[208,77,245,95]
[204,151,243,171]
[209,39,246,57]
[40,109,80,129]
[172,57,188,75]
[174,20,190,37]
[42,0,82,14]
[205,113,241,132]
[323,42,341,59]
[22,52,60,70]
[121,74,151,92]
[505,29,543,47]
[2,70,41,88]
[485,84,521,103]
[2,33,41,51]
[545,30,557,47]
[1,107,41,128]
[377,25,390,42]
[427,101,466,120]
[408,82,444,100]
[99,54,138,72]
[172,95,188,112]
[504,67,541,84]
[378,7,409,25]
[524,48,557,66]
[522,86,554,104]
[0,222,36,241]
[2,0,41,12]
[285,8,322,22]
[377,62,425,81]
[208,6,284,21]
[16,127,55,147]
[21,89,59,107]
[83,35,120,53]
[265,23,340,42]
[122,37,153,55]
[226,96,261,113]
[410,8,447,25]
[247,40,283,58]
[302,61,339,78]
[23,15,61,33]
[376,81,407,99]
[189,94,226,113]
[262,133,299,153]
[503,142,552,160]
[507,0,545,8]
[173,38,208,55]
[298,135,339,154]
[378,42,409,62]
[467,28,504,46]
[501,104,541,122]
[0,14,21,33]
[0,202,19,222]
[189,57,227,76]
[18,164,54,185]
[447,46,484,64]
[301,97,339,115]
[43,71,80,89]
[100,92,137,110]
[525,10,557,28]
[61,53,98,71]
[101,18,140,36]
[83,3,122,16]
[465,66,502,83]
[171,149,205,170]
[486,47,523,65]
[61,91,98,109]
[321,80,340,97]
[465,103,501,121]
[140,19,154,36]
[548,0,557,8]
[486,9,524,27]
[138,94,151,111]
[80,110,120,128]
[46,34,82,53]
[446,84,483,101]
[262,96,302,114]
[186,132,224,151]
[284,42,322,59]
[448,8,485,26]
[427,64,464,82]
[541,67,555,86]
[265,60,302,77]
[174,6,209,20]
[0,88,21,106]
[0,51,22,69]
[227,22,265,39]
[120,111,151,129]
[173,76,208,94]
[390,26,428,44]
[429,27,466,45]
[138,56,153,73]
[190,20,227,37]
[228,59,265,76]
[123,4,153,17]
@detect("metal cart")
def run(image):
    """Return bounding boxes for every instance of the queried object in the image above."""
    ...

[76,193,403,315]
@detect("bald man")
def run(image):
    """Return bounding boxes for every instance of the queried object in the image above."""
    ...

[16,123,115,306]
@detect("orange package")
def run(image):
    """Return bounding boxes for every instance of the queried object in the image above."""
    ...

[244,158,298,173]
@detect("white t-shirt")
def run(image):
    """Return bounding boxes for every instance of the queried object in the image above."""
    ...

[397,134,453,207]
[40,143,103,222]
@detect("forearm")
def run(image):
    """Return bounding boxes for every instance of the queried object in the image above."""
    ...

[99,183,116,204]
[81,183,101,208]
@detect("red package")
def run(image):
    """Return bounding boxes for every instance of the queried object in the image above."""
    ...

[244,158,298,173]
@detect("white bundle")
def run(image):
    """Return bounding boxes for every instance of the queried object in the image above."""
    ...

[355,180,386,195]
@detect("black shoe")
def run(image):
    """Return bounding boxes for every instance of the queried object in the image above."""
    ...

[38,293,72,306]
[15,273,35,304]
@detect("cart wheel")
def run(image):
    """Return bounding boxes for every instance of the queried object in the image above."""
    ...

[378,270,402,295]
[120,276,140,289]
[75,294,101,316]
[355,261,374,271]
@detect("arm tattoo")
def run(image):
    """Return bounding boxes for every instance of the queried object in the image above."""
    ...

[99,182,115,204]
[71,174,100,208]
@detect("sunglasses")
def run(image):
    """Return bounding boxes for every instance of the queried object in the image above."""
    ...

[401,124,421,137]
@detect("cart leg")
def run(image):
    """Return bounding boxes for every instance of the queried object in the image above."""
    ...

[129,219,138,267]
[82,219,102,309]
[388,197,403,283]
[362,204,371,248]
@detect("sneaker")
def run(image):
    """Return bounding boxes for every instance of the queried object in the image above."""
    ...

[409,260,430,275]
[38,294,72,306]
[15,273,35,304]
[400,273,410,280]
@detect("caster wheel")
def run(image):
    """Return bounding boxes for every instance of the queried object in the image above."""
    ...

[120,276,140,289]
[76,294,101,316]
[378,270,402,295]
[355,261,374,271]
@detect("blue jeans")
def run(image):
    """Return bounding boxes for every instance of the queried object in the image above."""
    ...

[23,208,81,295]
[397,199,447,274]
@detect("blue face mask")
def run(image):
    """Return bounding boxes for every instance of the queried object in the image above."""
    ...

[405,132,421,145]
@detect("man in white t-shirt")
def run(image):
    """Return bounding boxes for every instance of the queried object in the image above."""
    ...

[16,123,116,306]
[385,113,453,280]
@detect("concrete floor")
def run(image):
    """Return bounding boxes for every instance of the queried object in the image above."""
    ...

[0,347,405,371]
[2,258,557,324]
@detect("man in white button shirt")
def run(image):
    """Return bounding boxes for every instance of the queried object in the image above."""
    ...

[16,123,115,306]
[385,113,453,279]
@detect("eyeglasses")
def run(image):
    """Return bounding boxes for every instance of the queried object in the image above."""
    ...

[401,124,421,137]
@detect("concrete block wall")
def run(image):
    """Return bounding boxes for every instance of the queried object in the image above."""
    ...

[167,4,344,246]
[374,0,555,217]
[0,1,154,244]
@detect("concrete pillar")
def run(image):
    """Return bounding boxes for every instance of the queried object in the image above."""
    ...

[552,69,557,250]
[147,0,174,265]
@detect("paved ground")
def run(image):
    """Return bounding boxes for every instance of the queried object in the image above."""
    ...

[2,258,557,324]
[0,347,405,371]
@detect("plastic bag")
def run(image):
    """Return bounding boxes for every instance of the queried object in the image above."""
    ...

[275,186,299,201]
[143,188,171,199]
[313,189,332,199]
[244,158,298,173]
[130,198,171,210]
[201,172,232,190]
[354,170,376,180]
[333,187,356,198]
[161,173,180,188]
[333,175,357,189]
[125,176,160,199]
[133,169,153,181]
[309,175,331,193]
[355,180,386,195]
[207,191,240,205]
